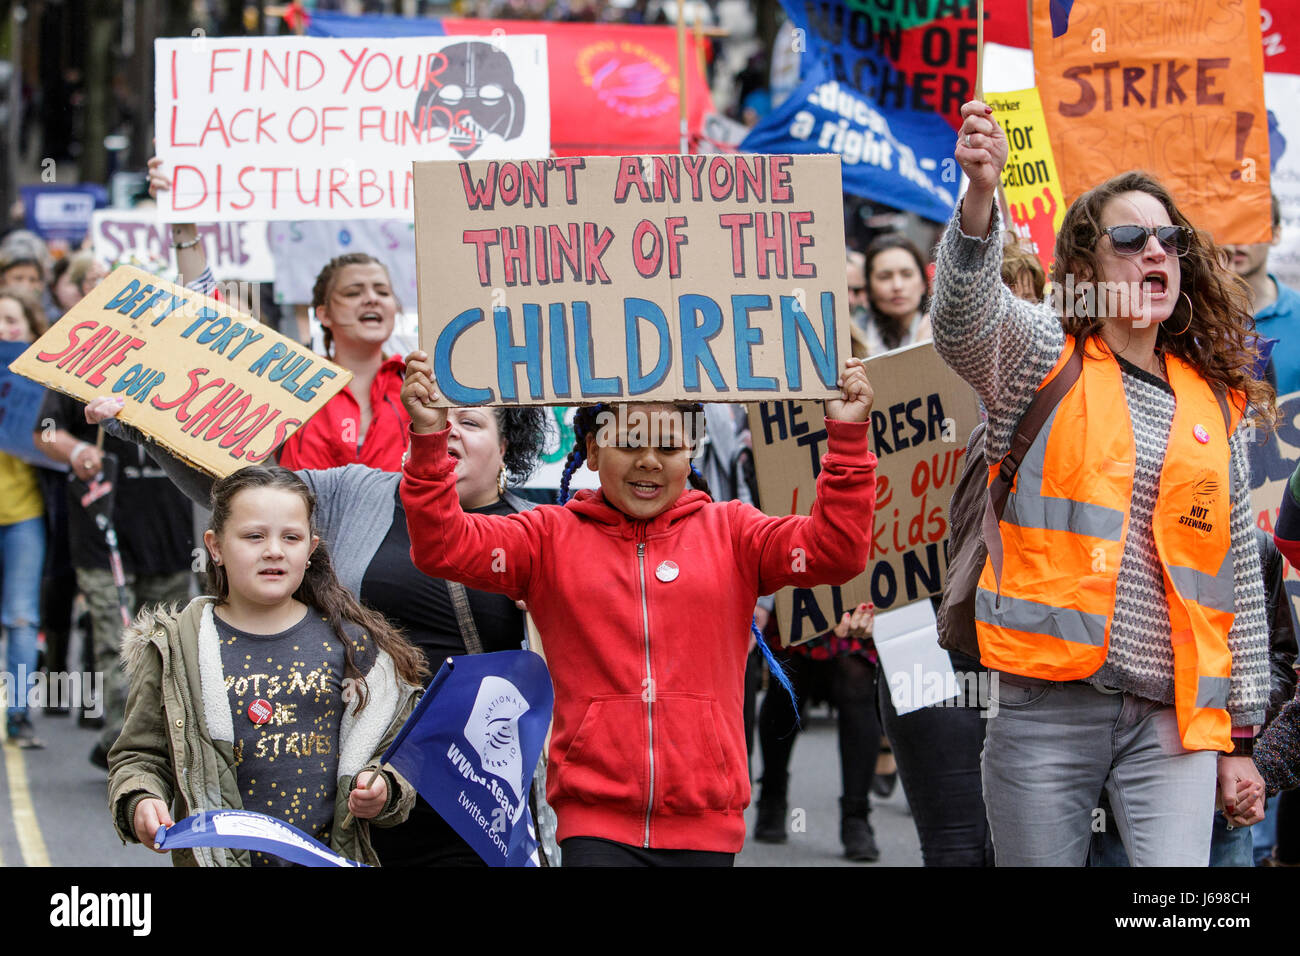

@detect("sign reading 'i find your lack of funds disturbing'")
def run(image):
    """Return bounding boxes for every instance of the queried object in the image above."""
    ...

[413,153,852,405]
[750,342,981,646]
[8,265,352,477]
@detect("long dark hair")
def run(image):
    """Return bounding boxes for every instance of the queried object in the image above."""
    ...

[558,403,711,504]
[863,233,930,350]
[1050,170,1275,427]
[205,466,428,711]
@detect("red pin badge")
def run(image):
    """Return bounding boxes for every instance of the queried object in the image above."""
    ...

[1193,424,1210,444]
[248,699,273,725]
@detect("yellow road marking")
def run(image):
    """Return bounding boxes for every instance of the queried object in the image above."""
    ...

[4,743,51,867]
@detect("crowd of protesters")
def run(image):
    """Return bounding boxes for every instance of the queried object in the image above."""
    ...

[9,69,1300,867]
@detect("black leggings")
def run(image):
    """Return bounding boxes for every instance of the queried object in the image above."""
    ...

[878,648,994,866]
[560,837,734,867]
[757,652,881,801]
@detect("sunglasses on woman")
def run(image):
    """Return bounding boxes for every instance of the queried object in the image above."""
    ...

[1102,224,1192,257]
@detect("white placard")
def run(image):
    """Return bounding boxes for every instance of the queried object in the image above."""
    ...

[154,35,550,221]
[872,599,959,716]
[91,209,275,281]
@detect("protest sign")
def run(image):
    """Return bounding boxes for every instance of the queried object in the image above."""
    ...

[1249,390,1300,628]
[20,185,108,244]
[742,61,958,223]
[989,87,1066,270]
[381,650,552,867]
[266,219,417,306]
[749,342,980,644]
[1033,0,1272,243]
[92,209,274,282]
[778,0,979,131]
[413,153,851,405]
[0,341,65,470]
[305,12,715,156]
[153,35,550,221]
[8,265,351,477]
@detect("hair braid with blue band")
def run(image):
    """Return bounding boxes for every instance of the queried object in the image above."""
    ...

[752,618,798,720]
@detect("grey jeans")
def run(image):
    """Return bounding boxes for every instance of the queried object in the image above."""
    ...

[982,673,1218,866]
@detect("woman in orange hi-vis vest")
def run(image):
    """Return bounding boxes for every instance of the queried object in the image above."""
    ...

[929,100,1275,866]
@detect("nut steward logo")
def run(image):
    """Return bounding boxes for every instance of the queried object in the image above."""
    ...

[463,676,530,800]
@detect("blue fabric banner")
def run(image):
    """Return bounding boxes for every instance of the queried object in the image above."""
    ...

[156,809,365,867]
[741,61,958,222]
[381,650,554,868]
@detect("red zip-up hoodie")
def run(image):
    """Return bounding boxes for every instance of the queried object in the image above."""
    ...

[278,354,410,472]
[400,417,876,853]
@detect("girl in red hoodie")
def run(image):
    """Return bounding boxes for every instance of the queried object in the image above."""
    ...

[399,352,877,866]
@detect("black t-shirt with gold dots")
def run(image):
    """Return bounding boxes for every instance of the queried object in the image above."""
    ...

[215,610,345,867]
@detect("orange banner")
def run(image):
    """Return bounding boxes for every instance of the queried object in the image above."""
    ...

[1033,0,1271,243]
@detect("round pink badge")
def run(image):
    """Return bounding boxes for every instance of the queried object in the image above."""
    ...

[1193,424,1210,444]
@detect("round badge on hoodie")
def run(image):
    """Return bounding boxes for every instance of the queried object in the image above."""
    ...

[656,560,679,582]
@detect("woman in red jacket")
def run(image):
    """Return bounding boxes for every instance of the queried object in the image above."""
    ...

[399,352,878,866]
[277,253,410,471]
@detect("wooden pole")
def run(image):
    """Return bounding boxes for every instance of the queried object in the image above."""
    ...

[975,0,985,101]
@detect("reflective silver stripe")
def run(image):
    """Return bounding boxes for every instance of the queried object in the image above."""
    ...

[1166,552,1235,614]
[1003,492,1125,541]
[976,588,1108,647]
[1195,675,1230,710]
[999,403,1125,542]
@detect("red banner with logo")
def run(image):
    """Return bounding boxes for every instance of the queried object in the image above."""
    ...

[443,19,714,155]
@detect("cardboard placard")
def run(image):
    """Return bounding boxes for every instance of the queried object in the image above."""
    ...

[1249,390,1300,630]
[91,209,275,282]
[154,35,550,221]
[266,219,416,306]
[7,266,351,477]
[749,342,980,645]
[413,153,851,405]
[1033,0,1272,244]
[989,88,1066,272]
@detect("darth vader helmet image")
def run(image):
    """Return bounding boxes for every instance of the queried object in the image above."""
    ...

[414,41,527,156]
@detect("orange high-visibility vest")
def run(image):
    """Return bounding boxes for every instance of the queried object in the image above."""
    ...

[976,336,1243,752]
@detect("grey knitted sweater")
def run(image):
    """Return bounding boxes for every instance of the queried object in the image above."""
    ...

[931,200,1269,727]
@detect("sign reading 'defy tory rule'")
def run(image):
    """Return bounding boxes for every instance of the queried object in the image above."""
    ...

[414,153,851,405]
[154,35,550,221]
[8,266,351,477]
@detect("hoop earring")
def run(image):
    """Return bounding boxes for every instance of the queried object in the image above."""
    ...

[1164,292,1193,336]
[497,466,507,497]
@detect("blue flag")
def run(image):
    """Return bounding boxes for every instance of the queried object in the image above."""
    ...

[741,61,958,223]
[381,650,554,868]
[156,809,365,867]
[1,341,66,469]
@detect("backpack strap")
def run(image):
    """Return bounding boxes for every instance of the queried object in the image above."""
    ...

[450,490,537,655]
[981,341,1085,593]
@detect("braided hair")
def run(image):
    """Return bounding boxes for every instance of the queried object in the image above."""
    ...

[557,402,797,710]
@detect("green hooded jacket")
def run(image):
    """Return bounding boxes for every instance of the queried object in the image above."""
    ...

[107,596,420,866]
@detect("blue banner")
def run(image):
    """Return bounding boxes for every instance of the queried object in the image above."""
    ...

[381,650,553,868]
[741,62,958,222]
[20,184,108,244]
[156,809,365,867]
[1,341,65,469]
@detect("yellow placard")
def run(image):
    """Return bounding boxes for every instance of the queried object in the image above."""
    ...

[989,87,1066,272]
